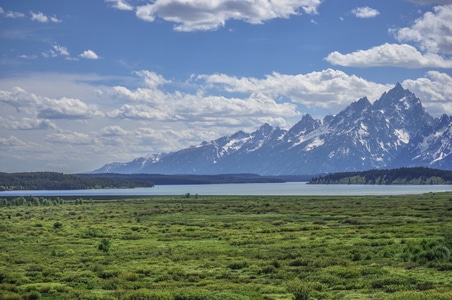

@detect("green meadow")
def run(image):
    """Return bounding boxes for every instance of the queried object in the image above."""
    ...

[0,193,451,300]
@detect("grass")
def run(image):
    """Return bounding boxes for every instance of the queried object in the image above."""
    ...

[0,193,451,299]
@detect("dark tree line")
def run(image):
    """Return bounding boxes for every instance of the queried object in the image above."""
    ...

[0,172,154,191]
[308,167,452,185]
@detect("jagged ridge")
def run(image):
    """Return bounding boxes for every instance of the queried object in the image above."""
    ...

[92,83,452,175]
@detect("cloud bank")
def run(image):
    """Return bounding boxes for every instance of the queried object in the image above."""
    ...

[128,0,323,31]
[1,69,452,172]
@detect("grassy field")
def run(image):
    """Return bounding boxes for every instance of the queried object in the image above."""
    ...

[0,193,451,300]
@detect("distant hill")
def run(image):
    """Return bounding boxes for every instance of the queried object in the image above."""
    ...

[308,167,452,185]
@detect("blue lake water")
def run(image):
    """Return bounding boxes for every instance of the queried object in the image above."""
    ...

[1,182,452,197]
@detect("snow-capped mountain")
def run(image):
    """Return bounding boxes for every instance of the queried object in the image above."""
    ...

[92,83,452,175]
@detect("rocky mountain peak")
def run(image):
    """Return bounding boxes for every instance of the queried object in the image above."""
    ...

[374,83,418,110]
[289,114,320,133]
[92,84,452,175]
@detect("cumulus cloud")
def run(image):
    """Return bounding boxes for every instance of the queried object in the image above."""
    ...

[107,104,183,121]
[351,7,380,18]
[100,126,129,137]
[135,0,323,31]
[402,71,452,114]
[30,11,61,23]
[108,71,300,127]
[325,43,452,68]
[105,0,134,11]
[0,117,57,130]
[46,131,94,145]
[198,69,391,108]
[327,5,452,68]
[0,87,102,119]
[392,4,452,55]
[79,50,100,60]
[0,135,28,147]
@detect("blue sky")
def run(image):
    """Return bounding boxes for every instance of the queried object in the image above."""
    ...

[1,0,452,173]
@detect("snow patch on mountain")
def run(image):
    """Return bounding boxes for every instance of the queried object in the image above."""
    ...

[92,84,452,175]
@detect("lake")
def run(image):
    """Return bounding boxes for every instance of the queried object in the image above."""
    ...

[1,182,452,197]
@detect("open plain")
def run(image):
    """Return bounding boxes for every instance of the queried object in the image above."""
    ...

[0,193,451,299]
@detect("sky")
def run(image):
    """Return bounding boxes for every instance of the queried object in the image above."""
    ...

[1,0,452,173]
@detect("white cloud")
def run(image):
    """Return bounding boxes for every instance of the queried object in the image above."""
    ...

[351,7,380,18]
[106,0,134,11]
[0,6,25,18]
[136,70,171,88]
[327,5,452,69]
[0,135,29,147]
[108,72,300,127]
[0,117,57,130]
[100,126,129,137]
[19,54,38,60]
[30,11,61,23]
[107,104,182,121]
[325,43,452,68]
[198,69,391,109]
[0,87,102,119]
[402,71,452,115]
[2,70,451,173]
[42,45,70,58]
[46,131,94,145]
[135,0,323,31]
[80,50,100,60]
[392,4,452,55]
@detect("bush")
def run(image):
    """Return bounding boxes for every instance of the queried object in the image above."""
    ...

[98,239,111,253]
[403,239,451,265]
[424,245,450,262]
[24,290,41,300]
[227,261,248,270]
[124,289,172,300]
[287,279,314,300]
[53,221,63,229]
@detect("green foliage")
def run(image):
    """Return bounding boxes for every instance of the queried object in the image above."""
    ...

[0,193,451,299]
[98,238,111,253]
[401,238,451,264]
[53,221,63,229]
[287,279,316,300]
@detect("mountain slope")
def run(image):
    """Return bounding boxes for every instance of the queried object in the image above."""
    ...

[92,84,452,175]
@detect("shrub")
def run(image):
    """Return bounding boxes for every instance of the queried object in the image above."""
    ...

[24,290,41,300]
[227,261,248,270]
[403,239,451,264]
[287,279,314,300]
[53,221,63,229]
[124,289,172,300]
[424,245,450,262]
[98,239,111,254]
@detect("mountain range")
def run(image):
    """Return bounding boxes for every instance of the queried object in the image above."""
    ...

[92,83,452,175]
